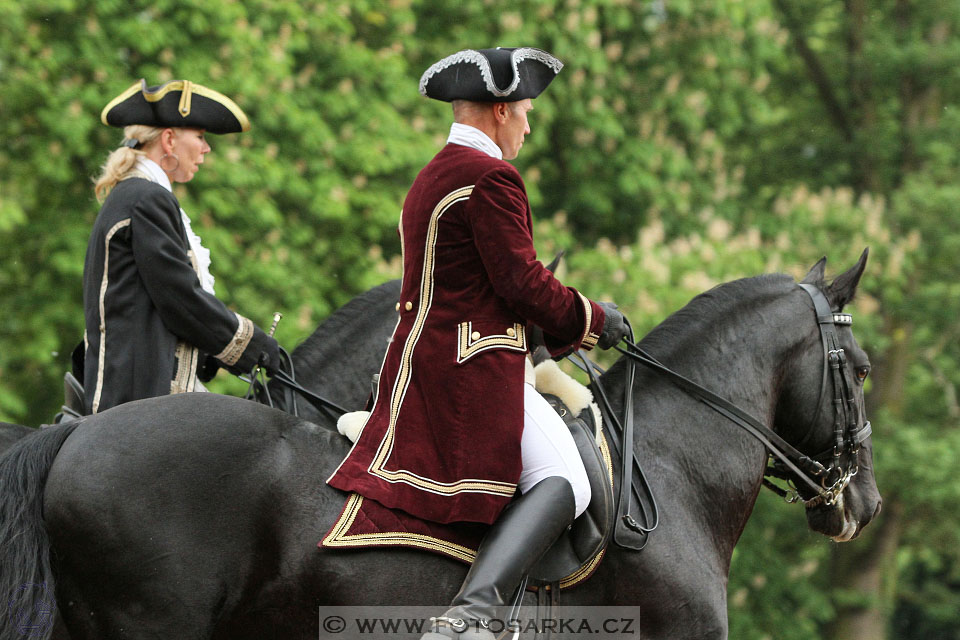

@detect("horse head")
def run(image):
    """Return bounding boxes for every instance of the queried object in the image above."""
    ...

[773,249,881,541]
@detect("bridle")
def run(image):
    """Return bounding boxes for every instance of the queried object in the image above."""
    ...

[594,283,872,549]
[768,284,873,507]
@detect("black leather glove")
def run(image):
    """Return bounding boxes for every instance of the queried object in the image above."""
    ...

[228,326,281,376]
[197,354,222,383]
[596,301,628,350]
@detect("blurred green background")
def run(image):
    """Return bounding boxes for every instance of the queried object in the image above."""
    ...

[1,0,958,637]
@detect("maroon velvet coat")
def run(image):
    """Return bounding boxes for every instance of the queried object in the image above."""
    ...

[328,144,605,525]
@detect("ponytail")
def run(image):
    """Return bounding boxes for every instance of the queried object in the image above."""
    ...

[93,125,164,201]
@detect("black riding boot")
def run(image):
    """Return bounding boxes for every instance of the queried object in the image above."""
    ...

[421,476,576,640]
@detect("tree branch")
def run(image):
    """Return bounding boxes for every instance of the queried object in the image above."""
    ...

[773,0,855,142]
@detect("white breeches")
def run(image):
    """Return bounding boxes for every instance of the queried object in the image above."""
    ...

[518,382,591,517]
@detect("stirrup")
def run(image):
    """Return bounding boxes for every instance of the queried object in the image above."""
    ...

[421,615,496,640]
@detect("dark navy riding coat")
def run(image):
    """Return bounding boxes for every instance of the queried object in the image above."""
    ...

[82,177,262,414]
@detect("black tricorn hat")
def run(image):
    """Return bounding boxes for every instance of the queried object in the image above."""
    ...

[419,47,563,103]
[101,79,250,134]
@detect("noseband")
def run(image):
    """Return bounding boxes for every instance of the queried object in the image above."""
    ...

[613,283,871,511]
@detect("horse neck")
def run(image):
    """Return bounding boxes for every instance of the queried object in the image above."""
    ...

[290,281,400,409]
[639,281,799,411]
[605,280,805,555]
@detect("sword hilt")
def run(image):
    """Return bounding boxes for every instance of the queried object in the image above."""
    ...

[252,312,283,378]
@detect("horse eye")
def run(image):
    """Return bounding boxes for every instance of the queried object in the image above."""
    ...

[856,367,869,381]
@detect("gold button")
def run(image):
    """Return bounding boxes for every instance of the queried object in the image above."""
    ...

[471,331,481,341]
[506,327,516,338]
[405,301,413,311]
[395,302,400,311]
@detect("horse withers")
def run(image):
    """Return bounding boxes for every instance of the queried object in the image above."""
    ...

[0,254,881,639]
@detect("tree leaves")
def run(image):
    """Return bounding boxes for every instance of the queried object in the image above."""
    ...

[1,0,958,635]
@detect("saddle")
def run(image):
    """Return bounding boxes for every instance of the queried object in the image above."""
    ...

[54,342,87,423]
[531,390,614,584]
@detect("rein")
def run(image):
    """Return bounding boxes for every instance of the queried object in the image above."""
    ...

[578,283,872,548]
[615,340,831,499]
[244,345,350,422]
[270,370,350,420]
[572,328,659,551]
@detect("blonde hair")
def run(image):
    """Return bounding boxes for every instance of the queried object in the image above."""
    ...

[93,125,164,201]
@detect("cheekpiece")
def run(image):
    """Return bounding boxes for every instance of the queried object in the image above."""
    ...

[419,47,563,102]
[101,79,250,134]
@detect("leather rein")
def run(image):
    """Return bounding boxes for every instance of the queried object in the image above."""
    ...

[579,283,872,550]
[245,347,350,421]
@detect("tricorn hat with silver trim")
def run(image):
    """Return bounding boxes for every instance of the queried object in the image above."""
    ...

[101,79,250,134]
[419,47,563,103]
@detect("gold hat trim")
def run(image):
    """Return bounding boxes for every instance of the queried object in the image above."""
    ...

[100,79,250,132]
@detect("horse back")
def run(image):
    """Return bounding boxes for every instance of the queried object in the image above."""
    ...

[43,393,351,639]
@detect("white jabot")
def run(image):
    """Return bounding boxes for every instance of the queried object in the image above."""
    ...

[134,158,216,294]
[178,213,215,294]
[447,123,503,160]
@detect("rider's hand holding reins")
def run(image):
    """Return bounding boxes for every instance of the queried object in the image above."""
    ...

[225,326,281,376]
[597,301,628,350]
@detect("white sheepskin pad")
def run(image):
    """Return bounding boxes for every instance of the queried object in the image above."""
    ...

[337,410,370,443]
[533,359,595,418]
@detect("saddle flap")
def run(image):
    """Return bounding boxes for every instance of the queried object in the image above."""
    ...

[529,394,614,584]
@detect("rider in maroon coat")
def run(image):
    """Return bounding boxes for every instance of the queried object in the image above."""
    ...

[328,47,627,639]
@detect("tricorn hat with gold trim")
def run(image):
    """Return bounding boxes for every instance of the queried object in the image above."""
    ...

[419,47,563,103]
[101,79,250,134]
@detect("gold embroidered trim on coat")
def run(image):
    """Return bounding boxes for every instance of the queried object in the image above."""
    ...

[91,218,132,414]
[321,494,478,564]
[457,322,526,363]
[367,186,516,497]
[577,292,597,351]
[324,428,616,590]
[584,331,600,349]
[170,341,199,394]
[214,313,254,366]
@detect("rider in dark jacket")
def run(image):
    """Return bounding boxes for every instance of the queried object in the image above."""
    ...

[83,79,280,414]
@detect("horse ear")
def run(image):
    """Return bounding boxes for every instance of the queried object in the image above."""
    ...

[801,257,828,285]
[826,248,869,310]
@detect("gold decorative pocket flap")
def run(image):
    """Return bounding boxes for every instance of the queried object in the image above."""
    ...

[457,322,526,364]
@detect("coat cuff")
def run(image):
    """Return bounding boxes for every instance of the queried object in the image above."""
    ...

[214,313,254,366]
[578,292,604,352]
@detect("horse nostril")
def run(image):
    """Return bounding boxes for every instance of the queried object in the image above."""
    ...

[873,500,882,519]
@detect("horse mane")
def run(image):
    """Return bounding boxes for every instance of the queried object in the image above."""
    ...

[639,273,799,354]
[294,279,401,364]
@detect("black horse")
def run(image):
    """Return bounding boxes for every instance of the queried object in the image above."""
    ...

[0,255,881,640]
[268,278,401,420]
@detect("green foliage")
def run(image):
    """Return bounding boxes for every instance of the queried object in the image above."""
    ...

[1,0,959,637]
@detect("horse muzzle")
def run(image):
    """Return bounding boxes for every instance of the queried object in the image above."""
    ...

[804,485,882,542]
